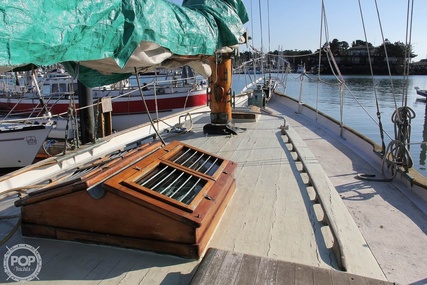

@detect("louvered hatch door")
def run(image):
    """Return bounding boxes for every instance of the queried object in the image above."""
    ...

[103,140,237,258]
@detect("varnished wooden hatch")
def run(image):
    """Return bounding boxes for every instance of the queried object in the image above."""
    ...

[17,140,237,259]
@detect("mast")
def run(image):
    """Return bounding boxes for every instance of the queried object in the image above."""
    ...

[203,53,236,135]
[30,70,49,117]
[77,81,95,144]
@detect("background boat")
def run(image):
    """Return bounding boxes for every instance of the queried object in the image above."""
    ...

[296,63,306,73]
[0,67,208,132]
[0,118,54,169]
[415,86,427,97]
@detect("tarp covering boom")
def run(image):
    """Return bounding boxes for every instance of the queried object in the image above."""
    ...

[0,0,248,87]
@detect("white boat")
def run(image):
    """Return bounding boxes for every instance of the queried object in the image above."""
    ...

[0,118,54,168]
[0,67,208,131]
[415,86,427,97]
[0,0,426,284]
[296,63,306,73]
[0,71,55,169]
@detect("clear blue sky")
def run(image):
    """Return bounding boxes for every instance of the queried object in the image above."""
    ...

[167,0,426,62]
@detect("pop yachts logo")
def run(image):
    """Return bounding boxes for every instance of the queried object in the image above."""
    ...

[3,244,42,282]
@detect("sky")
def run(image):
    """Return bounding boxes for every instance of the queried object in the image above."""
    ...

[167,0,426,62]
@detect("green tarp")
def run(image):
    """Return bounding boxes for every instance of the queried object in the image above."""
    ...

[0,0,248,87]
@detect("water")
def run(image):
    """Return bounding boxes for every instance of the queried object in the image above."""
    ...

[232,73,427,177]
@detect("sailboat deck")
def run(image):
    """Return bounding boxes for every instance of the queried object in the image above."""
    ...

[0,96,426,284]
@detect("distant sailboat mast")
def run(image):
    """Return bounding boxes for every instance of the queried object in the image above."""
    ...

[258,0,264,55]
[267,0,272,80]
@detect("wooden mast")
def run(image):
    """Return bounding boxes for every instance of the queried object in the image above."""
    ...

[203,53,237,135]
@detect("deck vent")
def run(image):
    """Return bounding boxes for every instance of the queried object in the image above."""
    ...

[136,162,206,205]
[169,146,222,175]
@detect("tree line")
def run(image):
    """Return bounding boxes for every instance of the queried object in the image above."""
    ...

[234,39,426,75]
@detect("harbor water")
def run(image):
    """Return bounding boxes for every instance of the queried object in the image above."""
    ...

[232,73,427,177]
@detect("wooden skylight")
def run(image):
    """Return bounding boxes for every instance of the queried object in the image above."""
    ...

[18,140,237,258]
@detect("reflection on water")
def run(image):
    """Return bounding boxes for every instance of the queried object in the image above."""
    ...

[232,74,427,177]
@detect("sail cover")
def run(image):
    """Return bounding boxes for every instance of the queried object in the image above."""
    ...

[0,0,248,87]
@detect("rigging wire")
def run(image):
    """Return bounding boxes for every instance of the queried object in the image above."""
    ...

[62,63,80,153]
[357,0,387,154]
[317,0,346,132]
[373,0,399,113]
[267,0,271,54]
[250,0,254,48]
[134,67,166,146]
[256,0,265,76]
[316,1,325,120]
[258,0,264,55]
[402,0,415,107]
[248,0,258,78]
[383,0,415,173]
[267,0,271,81]
[318,0,416,178]
[358,0,415,177]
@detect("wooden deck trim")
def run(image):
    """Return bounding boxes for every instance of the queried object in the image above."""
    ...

[190,248,395,285]
[282,125,386,280]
